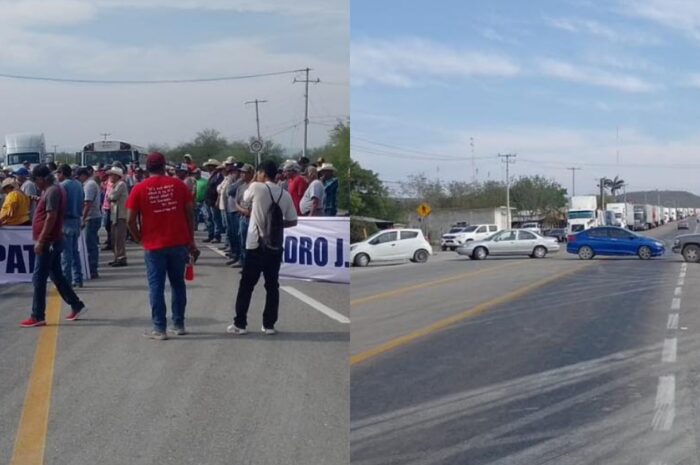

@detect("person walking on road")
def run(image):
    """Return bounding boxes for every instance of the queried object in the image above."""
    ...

[20,165,87,327]
[227,160,297,336]
[56,164,85,287]
[234,164,254,266]
[203,159,224,243]
[0,178,30,226]
[107,167,129,267]
[77,167,102,278]
[126,152,198,340]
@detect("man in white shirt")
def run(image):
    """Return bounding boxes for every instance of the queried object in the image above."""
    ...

[227,160,297,335]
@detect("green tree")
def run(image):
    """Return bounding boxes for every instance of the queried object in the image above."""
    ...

[510,175,568,218]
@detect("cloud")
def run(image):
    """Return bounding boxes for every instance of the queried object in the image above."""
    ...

[546,16,661,45]
[538,58,658,93]
[618,0,700,40]
[0,0,97,26]
[352,37,520,87]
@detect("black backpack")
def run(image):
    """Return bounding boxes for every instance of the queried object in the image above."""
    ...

[260,184,285,252]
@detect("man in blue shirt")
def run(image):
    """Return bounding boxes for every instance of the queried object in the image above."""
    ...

[56,164,85,287]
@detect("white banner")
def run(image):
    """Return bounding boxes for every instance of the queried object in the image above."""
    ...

[0,226,91,284]
[281,217,350,284]
[0,226,35,284]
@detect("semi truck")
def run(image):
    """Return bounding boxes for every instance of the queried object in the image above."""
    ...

[3,133,46,172]
[606,203,634,229]
[633,204,655,230]
[567,196,602,234]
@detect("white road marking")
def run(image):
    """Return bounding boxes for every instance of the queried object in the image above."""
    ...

[678,278,685,286]
[667,314,679,330]
[206,245,228,258]
[679,271,686,278]
[281,286,350,324]
[674,287,682,296]
[652,375,675,431]
[671,298,681,310]
[661,338,677,363]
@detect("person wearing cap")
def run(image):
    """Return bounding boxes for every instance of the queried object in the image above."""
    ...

[217,157,236,252]
[203,158,224,243]
[300,166,325,216]
[224,162,243,266]
[107,166,128,267]
[0,178,30,226]
[285,161,307,215]
[20,165,87,327]
[77,167,102,278]
[183,154,197,173]
[56,164,85,287]
[14,167,38,220]
[126,152,198,340]
[234,164,255,266]
[227,160,298,336]
[319,163,338,217]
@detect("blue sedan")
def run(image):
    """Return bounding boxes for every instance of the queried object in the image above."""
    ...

[566,227,665,260]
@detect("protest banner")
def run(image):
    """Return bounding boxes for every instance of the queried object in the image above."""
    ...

[281,216,350,284]
[0,226,90,284]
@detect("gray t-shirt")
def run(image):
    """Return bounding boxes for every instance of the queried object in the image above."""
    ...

[236,182,251,212]
[227,180,241,213]
[300,179,325,216]
[83,178,102,220]
[21,180,38,218]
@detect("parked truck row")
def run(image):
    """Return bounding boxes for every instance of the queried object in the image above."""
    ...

[567,195,698,235]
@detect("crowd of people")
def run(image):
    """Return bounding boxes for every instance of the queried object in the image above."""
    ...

[0,152,333,339]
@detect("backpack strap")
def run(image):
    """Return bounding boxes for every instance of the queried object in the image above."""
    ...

[266,183,284,205]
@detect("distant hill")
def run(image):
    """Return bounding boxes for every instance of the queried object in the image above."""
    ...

[618,190,700,207]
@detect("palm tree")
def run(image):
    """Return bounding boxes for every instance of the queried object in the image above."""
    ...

[604,176,625,197]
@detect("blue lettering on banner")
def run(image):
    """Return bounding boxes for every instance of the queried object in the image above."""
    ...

[284,236,348,268]
[0,244,35,274]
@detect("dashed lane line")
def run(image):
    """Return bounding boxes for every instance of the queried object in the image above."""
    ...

[661,338,677,363]
[651,375,675,431]
[671,298,681,310]
[667,314,679,330]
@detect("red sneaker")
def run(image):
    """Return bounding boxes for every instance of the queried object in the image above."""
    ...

[66,307,88,321]
[20,317,46,328]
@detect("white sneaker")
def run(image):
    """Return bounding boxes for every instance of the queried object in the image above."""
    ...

[226,324,248,335]
[261,326,277,335]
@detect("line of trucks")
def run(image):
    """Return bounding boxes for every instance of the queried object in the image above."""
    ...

[0,133,49,172]
[567,195,698,234]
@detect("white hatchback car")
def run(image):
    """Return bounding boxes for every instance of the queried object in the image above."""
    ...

[351,229,432,267]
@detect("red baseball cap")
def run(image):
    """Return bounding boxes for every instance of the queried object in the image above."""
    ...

[146,152,166,169]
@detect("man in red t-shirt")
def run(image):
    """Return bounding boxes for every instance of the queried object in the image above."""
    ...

[285,162,307,215]
[126,152,198,340]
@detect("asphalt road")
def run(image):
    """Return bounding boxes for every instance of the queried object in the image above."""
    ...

[0,232,349,465]
[351,220,700,465]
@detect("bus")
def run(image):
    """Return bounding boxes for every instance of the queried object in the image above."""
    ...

[76,140,147,169]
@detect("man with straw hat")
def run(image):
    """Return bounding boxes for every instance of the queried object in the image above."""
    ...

[0,177,30,226]
[319,162,338,217]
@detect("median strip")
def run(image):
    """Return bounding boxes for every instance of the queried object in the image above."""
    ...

[351,261,594,365]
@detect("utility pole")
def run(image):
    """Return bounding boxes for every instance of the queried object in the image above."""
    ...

[245,99,268,167]
[293,68,320,160]
[499,153,517,228]
[567,167,582,197]
[100,133,111,141]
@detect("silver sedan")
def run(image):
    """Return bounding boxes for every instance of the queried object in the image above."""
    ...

[456,229,560,260]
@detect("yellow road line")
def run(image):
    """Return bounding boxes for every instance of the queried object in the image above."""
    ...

[10,288,61,465]
[351,261,521,306]
[350,261,594,366]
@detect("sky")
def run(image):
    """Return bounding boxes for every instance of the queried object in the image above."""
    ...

[351,0,700,197]
[0,0,348,154]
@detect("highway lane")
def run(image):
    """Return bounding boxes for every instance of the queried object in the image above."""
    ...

[0,233,349,465]
[351,222,697,464]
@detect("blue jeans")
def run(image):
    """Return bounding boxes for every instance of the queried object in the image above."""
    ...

[227,211,240,260]
[239,216,249,265]
[85,217,101,275]
[62,220,83,284]
[32,239,84,321]
[221,210,229,247]
[144,246,188,332]
[206,205,223,241]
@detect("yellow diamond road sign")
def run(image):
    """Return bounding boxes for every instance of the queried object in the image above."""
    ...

[417,202,432,218]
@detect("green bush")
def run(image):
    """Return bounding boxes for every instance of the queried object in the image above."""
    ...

[351,219,378,243]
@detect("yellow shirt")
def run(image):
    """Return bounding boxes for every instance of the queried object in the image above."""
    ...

[0,190,31,226]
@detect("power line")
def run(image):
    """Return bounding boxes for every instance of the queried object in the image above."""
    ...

[0,68,307,85]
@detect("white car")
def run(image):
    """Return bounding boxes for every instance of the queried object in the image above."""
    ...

[520,222,542,235]
[440,224,499,251]
[351,229,432,267]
